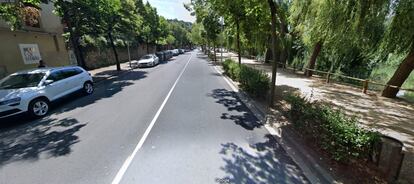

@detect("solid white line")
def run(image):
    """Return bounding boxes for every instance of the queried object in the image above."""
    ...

[212,65,238,92]
[111,54,193,184]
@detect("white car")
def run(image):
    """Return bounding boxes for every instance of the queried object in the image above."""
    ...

[0,66,94,118]
[131,54,159,68]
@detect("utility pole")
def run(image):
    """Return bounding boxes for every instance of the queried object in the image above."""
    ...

[220,17,224,63]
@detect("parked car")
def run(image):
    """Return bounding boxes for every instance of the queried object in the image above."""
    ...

[172,49,180,56]
[131,54,159,68]
[0,66,94,119]
[163,50,173,60]
[156,52,166,62]
[178,49,184,54]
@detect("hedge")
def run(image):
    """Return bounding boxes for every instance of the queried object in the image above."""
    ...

[222,59,270,97]
[285,95,380,162]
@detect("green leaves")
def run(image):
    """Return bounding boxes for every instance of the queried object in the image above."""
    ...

[285,95,380,162]
[222,59,270,97]
[381,0,414,53]
[0,0,41,30]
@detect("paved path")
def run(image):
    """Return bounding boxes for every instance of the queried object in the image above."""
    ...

[220,51,414,152]
[218,51,414,181]
[0,51,308,184]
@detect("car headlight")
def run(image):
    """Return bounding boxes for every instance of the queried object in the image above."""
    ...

[0,97,21,106]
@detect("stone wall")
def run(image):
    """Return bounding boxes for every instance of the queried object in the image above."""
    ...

[83,44,156,70]
[0,29,70,77]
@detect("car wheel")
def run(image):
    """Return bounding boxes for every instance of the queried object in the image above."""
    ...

[83,81,94,95]
[29,98,49,118]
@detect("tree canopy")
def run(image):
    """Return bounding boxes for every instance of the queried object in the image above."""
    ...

[189,0,414,99]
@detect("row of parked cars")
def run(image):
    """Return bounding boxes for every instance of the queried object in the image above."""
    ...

[0,48,192,120]
[130,49,190,68]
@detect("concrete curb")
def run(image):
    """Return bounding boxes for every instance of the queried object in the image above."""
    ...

[212,63,335,184]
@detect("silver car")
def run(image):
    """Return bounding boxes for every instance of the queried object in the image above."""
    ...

[0,66,94,118]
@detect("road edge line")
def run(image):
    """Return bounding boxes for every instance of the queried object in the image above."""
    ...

[211,62,332,184]
[111,54,193,184]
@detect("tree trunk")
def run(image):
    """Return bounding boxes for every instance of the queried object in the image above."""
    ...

[77,43,86,69]
[63,9,85,69]
[381,49,414,98]
[268,0,278,108]
[213,43,217,63]
[265,47,272,63]
[73,36,86,69]
[236,19,241,66]
[146,41,150,54]
[305,41,322,77]
[108,32,120,71]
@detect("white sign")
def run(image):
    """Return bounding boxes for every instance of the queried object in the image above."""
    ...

[19,44,42,64]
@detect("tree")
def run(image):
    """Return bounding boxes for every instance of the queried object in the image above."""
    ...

[289,0,390,77]
[117,0,143,44]
[268,0,278,108]
[0,0,42,30]
[267,0,289,107]
[207,0,246,65]
[190,23,205,47]
[202,11,221,62]
[54,0,105,69]
[97,0,122,71]
[136,1,160,53]
[381,0,414,98]
[168,19,192,48]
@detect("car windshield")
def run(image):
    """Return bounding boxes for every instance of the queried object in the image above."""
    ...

[0,73,45,89]
[141,55,152,59]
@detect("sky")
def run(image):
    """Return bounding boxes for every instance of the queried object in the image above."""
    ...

[145,0,195,23]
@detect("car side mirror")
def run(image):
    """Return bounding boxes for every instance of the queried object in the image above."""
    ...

[44,80,54,86]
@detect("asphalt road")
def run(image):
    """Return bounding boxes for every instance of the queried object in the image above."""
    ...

[0,51,308,184]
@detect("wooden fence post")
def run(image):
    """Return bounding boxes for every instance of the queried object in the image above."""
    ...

[326,72,331,83]
[363,80,369,94]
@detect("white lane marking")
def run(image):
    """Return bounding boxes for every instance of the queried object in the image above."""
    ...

[212,65,238,92]
[212,63,279,135]
[111,54,193,184]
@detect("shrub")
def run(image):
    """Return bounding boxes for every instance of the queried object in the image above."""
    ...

[285,95,380,162]
[222,59,240,81]
[222,59,270,97]
[239,65,270,97]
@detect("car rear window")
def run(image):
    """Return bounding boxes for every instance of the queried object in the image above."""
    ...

[0,73,45,89]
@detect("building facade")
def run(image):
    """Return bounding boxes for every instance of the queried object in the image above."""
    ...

[0,2,72,78]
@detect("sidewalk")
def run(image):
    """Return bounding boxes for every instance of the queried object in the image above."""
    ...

[218,51,414,182]
[88,62,132,83]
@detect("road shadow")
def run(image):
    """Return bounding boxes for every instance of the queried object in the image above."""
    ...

[0,70,147,127]
[0,117,85,166]
[0,69,148,167]
[216,134,309,184]
[92,69,128,83]
[208,88,262,130]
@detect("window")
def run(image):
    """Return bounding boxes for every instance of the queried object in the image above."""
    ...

[0,73,45,89]
[47,71,66,81]
[61,68,82,78]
